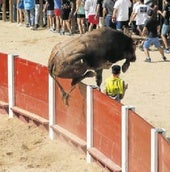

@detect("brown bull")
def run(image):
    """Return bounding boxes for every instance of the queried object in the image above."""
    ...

[48,27,136,104]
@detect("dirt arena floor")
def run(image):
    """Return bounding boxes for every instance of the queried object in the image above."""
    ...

[0,21,170,171]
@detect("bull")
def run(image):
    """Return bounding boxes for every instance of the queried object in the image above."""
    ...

[48,27,136,104]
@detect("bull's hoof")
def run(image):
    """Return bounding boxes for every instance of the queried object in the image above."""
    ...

[122,61,130,73]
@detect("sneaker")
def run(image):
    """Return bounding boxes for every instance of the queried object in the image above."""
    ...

[42,24,47,28]
[68,32,73,36]
[164,48,170,54]
[49,27,55,32]
[31,24,39,30]
[17,23,22,27]
[60,30,65,35]
[56,29,60,34]
[144,58,151,62]
[162,56,167,61]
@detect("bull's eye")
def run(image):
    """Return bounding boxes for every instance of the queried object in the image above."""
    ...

[80,59,84,63]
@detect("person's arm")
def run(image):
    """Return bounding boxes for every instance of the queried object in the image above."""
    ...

[96,0,100,17]
[112,8,117,22]
[142,26,147,36]
[74,0,80,15]
[43,1,48,12]
[102,0,107,18]
[129,12,137,25]
[157,24,161,36]
[157,10,166,18]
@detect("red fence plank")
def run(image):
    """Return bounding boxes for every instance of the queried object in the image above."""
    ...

[0,53,8,102]
[93,89,121,166]
[128,110,153,172]
[159,135,170,172]
[14,57,48,119]
[55,79,86,140]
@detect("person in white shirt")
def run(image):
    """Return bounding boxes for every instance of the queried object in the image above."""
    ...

[129,0,140,35]
[112,0,132,31]
[129,0,151,35]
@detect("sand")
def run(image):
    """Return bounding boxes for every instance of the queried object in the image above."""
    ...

[0,20,170,171]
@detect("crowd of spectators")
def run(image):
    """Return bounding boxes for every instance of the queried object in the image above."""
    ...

[1,0,170,53]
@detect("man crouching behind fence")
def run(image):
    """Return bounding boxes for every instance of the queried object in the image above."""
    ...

[104,65,128,102]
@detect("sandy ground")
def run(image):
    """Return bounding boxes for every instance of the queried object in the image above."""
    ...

[0,114,105,172]
[0,21,170,171]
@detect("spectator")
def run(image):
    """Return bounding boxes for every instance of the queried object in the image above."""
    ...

[157,0,170,53]
[17,0,25,26]
[74,0,85,35]
[129,0,150,36]
[85,0,98,32]
[24,0,35,28]
[104,65,128,102]
[102,0,116,29]
[33,0,47,30]
[96,0,104,28]
[142,9,167,62]
[60,0,73,35]
[54,0,62,33]
[112,0,132,31]
[43,0,55,32]
[129,0,140,35]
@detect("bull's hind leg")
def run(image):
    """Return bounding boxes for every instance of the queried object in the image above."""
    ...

[71,71,95,86]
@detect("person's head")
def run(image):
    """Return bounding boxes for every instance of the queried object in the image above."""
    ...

[147,9,154,17]
[112,65,121,75]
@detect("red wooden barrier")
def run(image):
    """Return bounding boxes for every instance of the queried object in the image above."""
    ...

[55,78,87,140]
[158,135,170,172]
[14,57,48,119]
[0,53,170,171]
[0,53,8,102]
[128,110,153,172]
[93,89,121,166]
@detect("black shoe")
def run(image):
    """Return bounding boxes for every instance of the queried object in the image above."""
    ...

[35,24,39,28]
[42,24,47,27]
[31,24,39,30]
[162,56,167,61]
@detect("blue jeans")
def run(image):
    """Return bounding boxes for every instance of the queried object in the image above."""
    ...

[116,21,128,31]
[161,24,170,36]
[105,15,116,29]
[25,8,35,26]
[143,37,161,49]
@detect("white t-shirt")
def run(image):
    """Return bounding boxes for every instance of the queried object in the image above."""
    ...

[132,1,140,21]
[84,0,97,16]
[134,4,151,25]
[114,0,132,21]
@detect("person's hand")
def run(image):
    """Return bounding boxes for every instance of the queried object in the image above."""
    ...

[128,21,131,26]
[157,10,161,14]
[74,11,77,16]
[112,16,116,23]
[125,84,128,90]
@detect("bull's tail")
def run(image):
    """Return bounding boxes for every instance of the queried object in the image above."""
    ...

[48,57,72,106]
[48,56,57,79]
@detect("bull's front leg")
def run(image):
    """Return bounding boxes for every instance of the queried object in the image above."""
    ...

[95,69,103,88]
